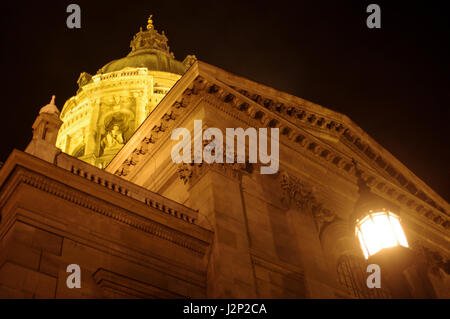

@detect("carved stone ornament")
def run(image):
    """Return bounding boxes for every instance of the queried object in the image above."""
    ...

[280,171,337,234]
[183,55,197,68]
[280,172,316,210]
[311,204,337,234]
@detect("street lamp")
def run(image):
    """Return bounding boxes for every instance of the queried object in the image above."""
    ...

[350,159,409,258]
[351,160,408,259]
[350,159,415,298]
[349,160,437,298]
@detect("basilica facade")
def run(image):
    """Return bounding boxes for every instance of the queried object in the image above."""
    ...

[0,17,448,298]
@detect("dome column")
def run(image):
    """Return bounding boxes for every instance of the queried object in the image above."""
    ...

[84,99,101,165]
[134,90,147,128]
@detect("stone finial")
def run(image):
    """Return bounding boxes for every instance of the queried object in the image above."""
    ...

[39,95,60,115]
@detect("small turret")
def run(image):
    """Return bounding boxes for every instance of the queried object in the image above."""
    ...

[25,95,63,163]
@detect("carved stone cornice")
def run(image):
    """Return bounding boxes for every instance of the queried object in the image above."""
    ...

[3,167,210,256]
[54,152,199,224]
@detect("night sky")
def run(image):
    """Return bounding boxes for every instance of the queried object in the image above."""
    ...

[1,0,449,202]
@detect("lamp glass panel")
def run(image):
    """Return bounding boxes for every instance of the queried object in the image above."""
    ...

[372,213,398,249]
[357,231,369,259]
[389,215,409,248]
[356,211,408,259]
[359,216,381,256]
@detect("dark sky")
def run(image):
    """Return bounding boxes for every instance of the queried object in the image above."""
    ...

[1,0,449,202]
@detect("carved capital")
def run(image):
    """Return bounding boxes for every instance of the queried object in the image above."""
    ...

[280,171,337,234]
[280,172,316,210]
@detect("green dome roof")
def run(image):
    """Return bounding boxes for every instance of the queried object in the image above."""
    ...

[97,49,187,75]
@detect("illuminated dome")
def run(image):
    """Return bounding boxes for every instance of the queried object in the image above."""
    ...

[56,15,196,169]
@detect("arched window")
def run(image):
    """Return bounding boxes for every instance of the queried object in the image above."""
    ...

[337,254,391,298]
